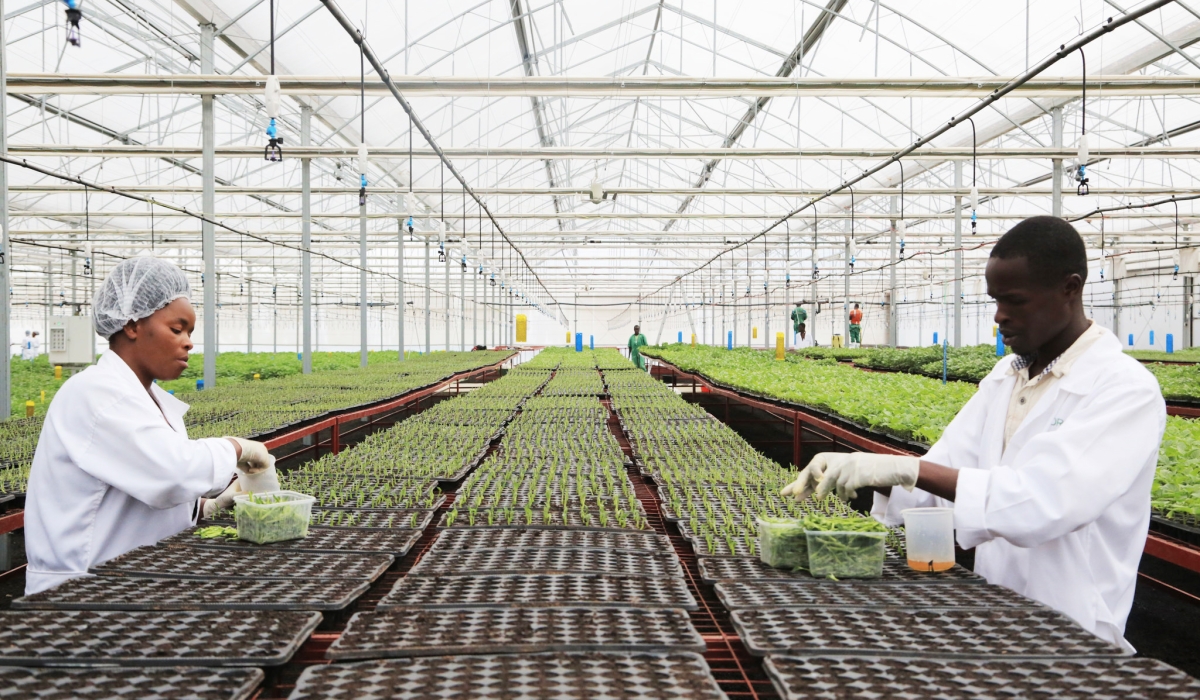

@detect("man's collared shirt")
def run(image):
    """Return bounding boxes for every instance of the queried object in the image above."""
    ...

[1004,321,1105,448]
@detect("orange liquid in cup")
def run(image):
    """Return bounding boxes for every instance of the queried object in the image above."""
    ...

[907,560,955,572]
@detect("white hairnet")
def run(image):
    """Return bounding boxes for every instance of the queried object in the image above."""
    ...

[93,256,191,339]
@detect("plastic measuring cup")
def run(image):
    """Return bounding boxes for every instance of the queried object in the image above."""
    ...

[901,507,956,572]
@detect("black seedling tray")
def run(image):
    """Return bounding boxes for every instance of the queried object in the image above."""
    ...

[697,556,983,584]
[408,546,682,578]
[327,607,704,660]
[714,580,1041,611]
[378,574,697,611]
[730,607,1125,658]
[288,651,726,700]
[763,655,1200,700]
[13,576,369,611]
[0,666,264,700]
[202,507,436,531]
[165,527,423,557]
[438,507,650,532]
[0,610,320,667]
[317,494,447,512]
[88,545,392,582]
[429,527,674,554]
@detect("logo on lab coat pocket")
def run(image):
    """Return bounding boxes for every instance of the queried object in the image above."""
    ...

[1049,418,1064,429]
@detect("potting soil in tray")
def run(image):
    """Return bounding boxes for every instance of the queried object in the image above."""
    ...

[377,574,697,611]
[0,610,320,666]
[0,666,264,700]
[87,544,392,582]
[327,607,705,660]
[407,546,682,579]
[714,580,1041,611]
[429,528,674,554]
[763,655,1200,700]
[697,555,983,584]
[287,651,727,700]
[13,576,369,611]
[164,526,423,557]
[205,507,437,531]
[730,607,1125,659]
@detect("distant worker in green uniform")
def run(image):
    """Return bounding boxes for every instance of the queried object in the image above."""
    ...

[790,302,807,344]
[849,303,863,347]
[628,324,648,370]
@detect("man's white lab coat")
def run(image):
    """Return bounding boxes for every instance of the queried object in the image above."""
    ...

[24,350,237,595]
[874,327,1164,652]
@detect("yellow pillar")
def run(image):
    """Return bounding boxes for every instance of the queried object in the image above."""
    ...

[752,326,758,339]
[54,365,62,380]
[691,333,696,347]
[40,390,45,403]
[565,331,571,345]
[516,314,528,343]
[253,373,261,380]
[25,401,35,418]
[776,332,785,360]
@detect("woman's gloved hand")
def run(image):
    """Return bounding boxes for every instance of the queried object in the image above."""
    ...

[201,480,241,519]
[237,462,279,495]
[225,437,275,474]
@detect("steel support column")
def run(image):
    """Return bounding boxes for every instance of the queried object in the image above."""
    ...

[359,201,368,368]
[201,22,217,389]
[424,240,431,354]
[398,219,405,361]
[301,106,313,374]
[246,276,253,352]
[459,258,465,351]
[954,161,963,347]
[1052,106,1063,218]
[0,0,10,418]
[889,196,898,347]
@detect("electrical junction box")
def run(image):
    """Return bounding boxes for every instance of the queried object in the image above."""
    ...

[48,316,95,365]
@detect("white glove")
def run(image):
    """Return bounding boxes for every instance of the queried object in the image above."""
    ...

[800,452,920,502]
[226,437,275,474]
[202,480,241,519]
[237,463,279,495]
[780,455,833,502]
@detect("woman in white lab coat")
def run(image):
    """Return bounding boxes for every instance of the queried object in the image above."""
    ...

[783,217,1165,651]
[24,257,277,595]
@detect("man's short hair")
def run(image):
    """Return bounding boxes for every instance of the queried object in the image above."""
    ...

[990,216,1088,285]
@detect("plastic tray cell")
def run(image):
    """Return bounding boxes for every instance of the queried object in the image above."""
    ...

[730,607,1126,659]
[378,574,697,611]
[287,651,727,700]
[408,547,681,578]
[0,666,264,700]
[763,655,1200,700]
[0,610,321,667]
[163,527,422,557]
[88,545,392,582]
[714,581,1040,611]
[697,556,983,584]
[13,576,369,611]
[327,607,705,660]
[429,528,674,554]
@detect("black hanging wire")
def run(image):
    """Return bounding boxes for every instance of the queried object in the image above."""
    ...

[358,34,368,206]
[966,117,978,233]
[1174,198,1180,280]
[812,205,818,280]
[264,0,283,161]
[1076,47,1089,196]
[82,183,90,275]
[149,200,155,253]
[64,0,83,47]
[848,185,856,272]
[898,160,906,258]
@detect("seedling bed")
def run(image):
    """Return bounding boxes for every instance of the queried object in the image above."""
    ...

[714,580,1040,611]
[0,610,320,667]
[763,655,1200,700]
[88,545,392,582]
[202,506,436,530]
[287,651,727,700]
[429,527,674,554]
[438,505,649,531]
[1150,512,1200,547]
[407,546,682,578]
[730,607,1125,658]
[697,555,982,584]
[14,576,369,611]
[457,479,629,506]
[377,573,697,610]
[326,607,704,660]
[316,494,447,512]
[165,526,423,557]
[0,666,264,700]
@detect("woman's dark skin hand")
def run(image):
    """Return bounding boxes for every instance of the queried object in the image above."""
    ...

[107,297,241,459]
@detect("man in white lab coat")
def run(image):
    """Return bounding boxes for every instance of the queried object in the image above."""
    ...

[24,257,277,595]
[783,216,1165,651]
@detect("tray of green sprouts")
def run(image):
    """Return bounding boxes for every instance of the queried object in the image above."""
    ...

[233,491,316,544]
[757,514,887,580]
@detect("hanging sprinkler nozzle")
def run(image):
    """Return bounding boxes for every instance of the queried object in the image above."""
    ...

[62,0,83,47]
[1075,134,1090,196]
[263,76,283,161]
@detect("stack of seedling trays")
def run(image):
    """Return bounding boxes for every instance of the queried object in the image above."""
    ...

[287,361,730,700]
[605,362,1200,698]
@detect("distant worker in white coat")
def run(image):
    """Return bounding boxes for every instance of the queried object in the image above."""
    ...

[24,257,278,595]
[783,217,1165,651]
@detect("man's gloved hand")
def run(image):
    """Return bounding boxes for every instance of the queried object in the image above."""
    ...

[202,480,241,519]
[780,453,838,502]
[801,453,921,504]
[225,437,275,474]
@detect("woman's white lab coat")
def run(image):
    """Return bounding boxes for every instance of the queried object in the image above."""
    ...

[24,350,237,595]
[874,327,1164,651]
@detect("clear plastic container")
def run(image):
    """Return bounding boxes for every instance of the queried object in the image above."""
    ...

[756,516,809,570]
[901,507,956,572]
[805,530,886,579]
[233,490,314,544]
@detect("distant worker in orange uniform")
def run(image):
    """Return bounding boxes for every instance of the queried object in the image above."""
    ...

[848,303,863,347]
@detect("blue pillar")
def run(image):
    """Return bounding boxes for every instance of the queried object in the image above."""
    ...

[589,335,594,350]
[574,333,583,352]
[1167,334,1175,353]
[1128,334,1134,347]
[727,331,733,350]
[933,331,939,346]
[995,331,1004,357]
[677,331,682,343]
[1150,330,1155,346]
[196,379,205,391]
